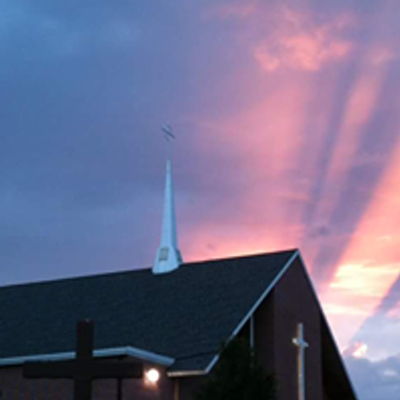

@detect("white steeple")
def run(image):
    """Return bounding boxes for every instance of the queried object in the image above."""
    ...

[152,159,183,274]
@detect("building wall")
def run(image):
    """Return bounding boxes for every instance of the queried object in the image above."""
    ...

[0,358,174,400]
[177,258,325,400]
[254,290,275,374]
[269,258,324,400]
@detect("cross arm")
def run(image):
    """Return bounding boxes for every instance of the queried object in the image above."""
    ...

[90,361,143,379]
[23,360,143,380]
[23,361,77,379]
[293,338,309,348]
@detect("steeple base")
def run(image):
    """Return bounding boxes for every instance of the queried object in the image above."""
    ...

[153,247,183,274]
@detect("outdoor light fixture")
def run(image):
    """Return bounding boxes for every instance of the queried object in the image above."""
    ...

[145,368,160,384]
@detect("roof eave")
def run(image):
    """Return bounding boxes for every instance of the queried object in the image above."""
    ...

[167,369,207,377]
[0,346,175,368]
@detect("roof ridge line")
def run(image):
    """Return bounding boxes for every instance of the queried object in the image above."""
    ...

[0,250,298,290]
[182,249,298,267]
[0,267,153,290]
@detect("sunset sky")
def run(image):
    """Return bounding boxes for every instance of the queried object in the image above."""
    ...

[1,0,400,398]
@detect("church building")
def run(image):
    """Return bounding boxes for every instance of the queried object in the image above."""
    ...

[0,160,358,400]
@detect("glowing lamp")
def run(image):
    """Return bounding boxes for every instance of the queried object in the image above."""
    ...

[146,368,160,384]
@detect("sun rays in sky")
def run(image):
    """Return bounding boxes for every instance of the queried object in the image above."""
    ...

[178,0,400,359]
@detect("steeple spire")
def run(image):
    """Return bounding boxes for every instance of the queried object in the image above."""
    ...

[153,159,183,274]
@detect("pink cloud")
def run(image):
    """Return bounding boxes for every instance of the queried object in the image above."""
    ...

[254,8,355,72]
[282,34,352,71]
[343,341,369,358]
[254,47,281,71]
[370,47,397,65]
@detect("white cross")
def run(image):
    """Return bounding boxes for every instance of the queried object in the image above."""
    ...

[292,323,309,400]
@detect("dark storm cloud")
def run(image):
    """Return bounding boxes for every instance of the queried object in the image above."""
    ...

[0,0,201,283]
[0,0,259,284]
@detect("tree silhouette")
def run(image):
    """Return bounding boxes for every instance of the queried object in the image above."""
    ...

[196,338,276,400]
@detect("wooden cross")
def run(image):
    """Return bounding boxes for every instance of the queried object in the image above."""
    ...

[23,320,143,400]
[292,323,308,400]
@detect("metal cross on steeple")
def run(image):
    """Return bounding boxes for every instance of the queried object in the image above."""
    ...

[293,323,309,400]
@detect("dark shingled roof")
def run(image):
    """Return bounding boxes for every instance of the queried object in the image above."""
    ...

[0,250,297,372]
